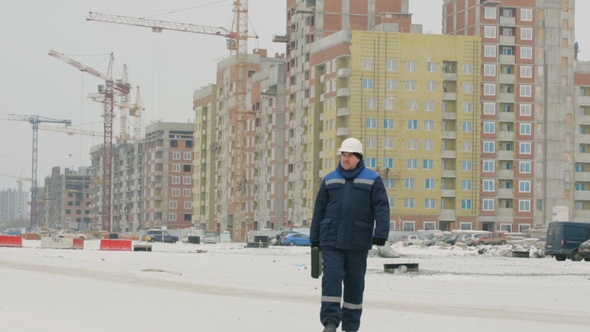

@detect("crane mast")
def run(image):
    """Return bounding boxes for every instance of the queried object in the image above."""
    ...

[87,0,251,239]
[4,114,71,228]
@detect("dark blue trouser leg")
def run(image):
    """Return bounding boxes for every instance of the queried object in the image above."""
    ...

[320,247,344,327]
[341,250,367,331]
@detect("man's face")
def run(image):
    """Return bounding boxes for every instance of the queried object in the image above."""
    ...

[340,152,360,170]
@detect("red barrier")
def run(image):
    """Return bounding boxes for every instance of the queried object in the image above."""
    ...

[99,239,132,251]
[73,238,84,250]
[0,235,23,248]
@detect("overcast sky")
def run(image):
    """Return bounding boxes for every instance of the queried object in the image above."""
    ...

[1,0,589,191]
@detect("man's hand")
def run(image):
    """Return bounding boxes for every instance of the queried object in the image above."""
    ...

[311,241,320,249]
[372,238,386,246]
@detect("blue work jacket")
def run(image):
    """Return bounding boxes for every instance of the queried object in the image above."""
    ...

[310,161,390,250]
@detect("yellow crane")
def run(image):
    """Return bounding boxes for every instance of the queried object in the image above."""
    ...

[0,170,31,192]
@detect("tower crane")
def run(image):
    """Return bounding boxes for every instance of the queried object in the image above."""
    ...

[38,124,103,137]
[0,170,31,192]
[3,114,71,228]
[49,50,131,232]
[87,1,252,239]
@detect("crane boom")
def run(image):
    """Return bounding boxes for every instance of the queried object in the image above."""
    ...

[4,114,71,228]
[87,12,232,37]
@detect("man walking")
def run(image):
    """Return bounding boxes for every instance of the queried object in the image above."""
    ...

[310,137,390,332]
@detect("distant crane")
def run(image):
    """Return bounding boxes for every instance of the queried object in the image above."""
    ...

[3,114,71,228]
[0,170,31,192]
[38,124,103,137]
[49,50,131,232]
[87,0,252,238]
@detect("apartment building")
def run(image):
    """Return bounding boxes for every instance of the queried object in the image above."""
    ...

[282,0,440,227]
[37,167,91,230]
[0,189,28,225]
[574,61,590,219]
[112,142,143,232]
[142,122,195,230]
[444,0,576,230]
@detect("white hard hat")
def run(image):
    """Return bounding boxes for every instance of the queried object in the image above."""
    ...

[338,138,363,155]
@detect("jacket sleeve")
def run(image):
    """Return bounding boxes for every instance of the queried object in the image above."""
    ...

[371,175,390,240]
[310,179,327,243]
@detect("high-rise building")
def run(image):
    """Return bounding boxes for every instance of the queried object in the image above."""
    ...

[444,0,576,230]
[0,189,28,226]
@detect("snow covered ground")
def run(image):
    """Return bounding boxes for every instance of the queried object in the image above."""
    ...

[1,240,590,332]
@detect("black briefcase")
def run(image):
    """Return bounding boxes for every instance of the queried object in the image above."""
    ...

[311,247,322,279]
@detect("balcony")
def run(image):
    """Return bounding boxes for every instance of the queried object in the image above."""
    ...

[443,73,457,81]
[498,131,515,141]
[499,74,515,83]
[498,150,514,159]
[497,208,514,217]
[442,131,456,139]
[442,150,456,158]
[337,107,350,117]
[442,170,456,178]
[578,96,590,106]
[440,209,456,221]
[498,169,514,179]
[442,112,457,120]
[498,112,515,121]
[500,16,516,26]
[500,35,516,45]
[442,189,456,197]
[336,88,351,97]
[337,68,352,78]
[499,54,515,64]
[443,92,457,100]
[498,188,514,198]
[574,172,590,182]
[574,190,590,201]
[499,93,515,103]
[337,127,351,136]
[579,115,590,124]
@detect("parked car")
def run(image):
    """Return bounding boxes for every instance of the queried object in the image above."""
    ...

[203,232,218,244]
[399,235,434,246]
[461,233,485,246]
[141,229,179,243]
[281,233,311,246]
[576,239,590,261]
[56,229,86,240]
[275,230,297,245]
[440,233,461,245]
[472,232,507,246]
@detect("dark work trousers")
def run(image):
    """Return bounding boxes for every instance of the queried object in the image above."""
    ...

[320,247,368,331]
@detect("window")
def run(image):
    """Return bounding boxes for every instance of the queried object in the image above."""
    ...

[425,198,436,209]
[423,159,434,170]
[461,199,472,210]
[407,159,418,169]
[172,152,181,160]
[427,81,437,92]
[384,98,395,110]
[519,161,531,173]
[172,189,180,197]
[483,199,495,211]
[172,176,180,184]
[483,179,495,192]
[427,62,438,72]
[407,100,419,110]
[519,199,531,212]
[406,80,416,91]
[407,120,418,130]
[362,58,374,70]
[521,9,533,21]
[366,118,377,129]
[485,7,497,19]
[483,141,496,153]
[484,64,496,77]
[520,47,533,59]
[520,85,532,97]
[483,103,496,115]
[463,63,474,74]
[462,141,473,152]
[386,79,397,90]
[169,201,177,209]
[423,120,434,131]
[460,121,472,133]
[406,60,417,71]
[483,160,495,172]
[462,102,474,113]
[366,137,377,148]
[520,123,532,135]
[425,101,435,111]
[518,180,531,193]
[520,66,532,78]
[183,152,192,160]
[170,140,178,148]
[383,158,393,168]
[405,178,415,189]
[521,28,533,40]
[484,84,496,96]
[183,176,192,185]
[366,98,377,109]
[521,101,535,120]
[520,142,532,154]
[484,45,497,57]
[425,179,436,189]
[461,160,473,171]
[365,158,377,167]
[362,78,374,89]
[169,213,177,221]
[184,201,192,209]
[407,139,418,150]
[386,59,397,71]
[383,119,394,129]
[483,122,496,134]
[424,140,434,150]
[172,164,181,172]
[463,82,473,93]
[484,26,497,38]
[404,198,415,209]
[383,137,394,149]
[183,164,192,172]
[462,180,472,190]
[183,188,192,197]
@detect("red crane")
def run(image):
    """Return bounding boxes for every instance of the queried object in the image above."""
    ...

[49,50,131,232]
